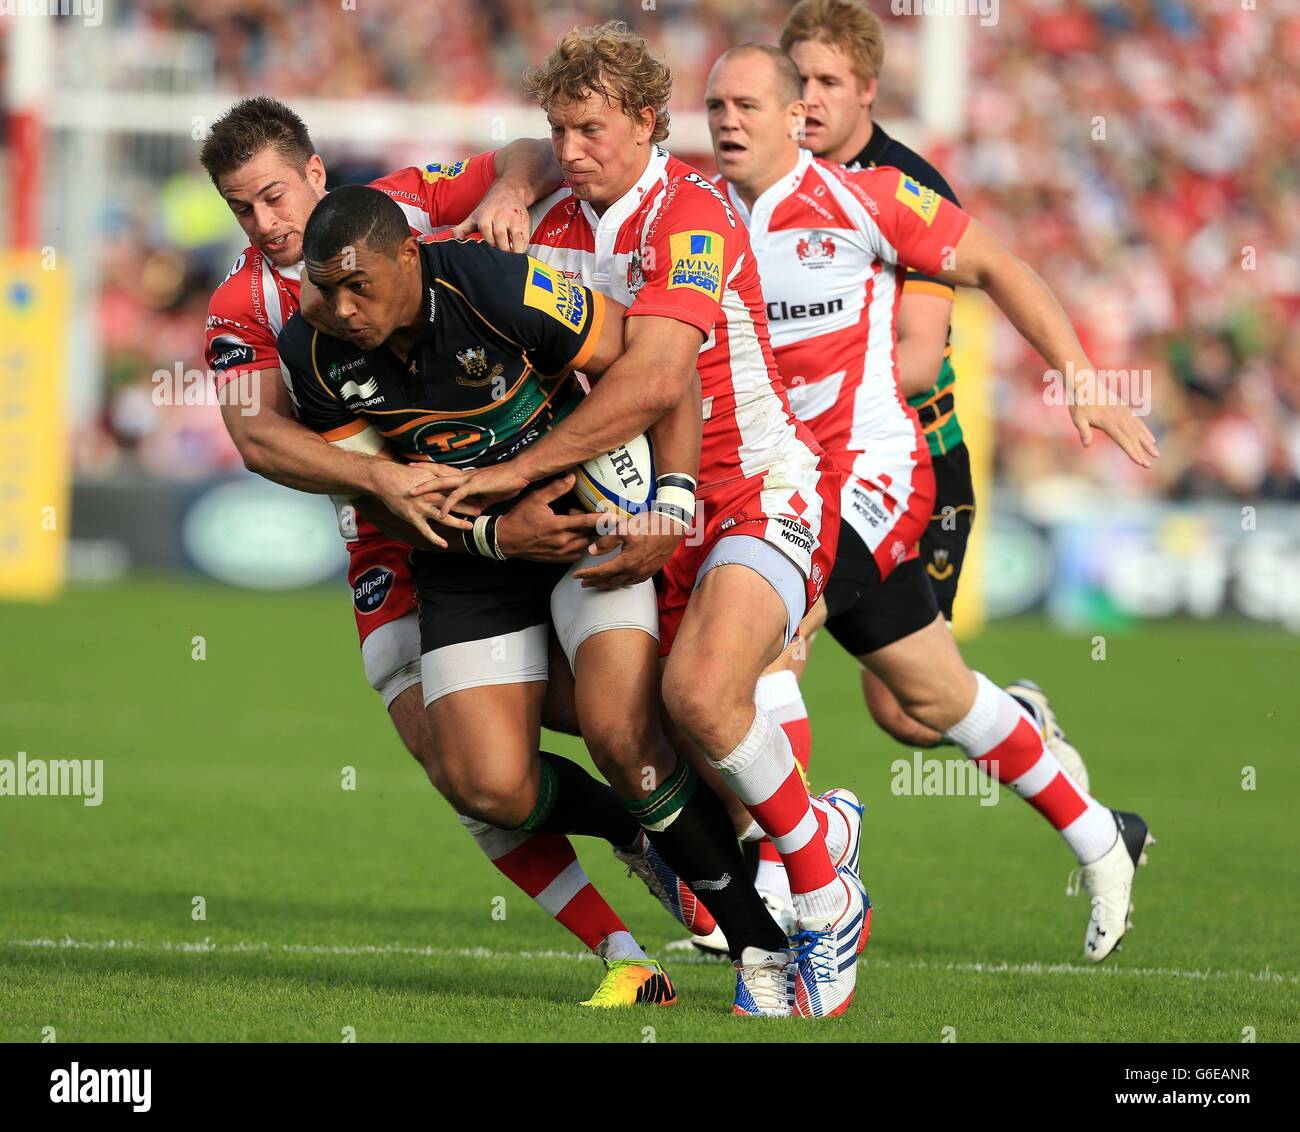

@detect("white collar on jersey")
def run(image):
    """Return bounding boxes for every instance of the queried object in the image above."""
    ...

[725,145,814,230]
[280,261,303,282]
[577,144,671,235]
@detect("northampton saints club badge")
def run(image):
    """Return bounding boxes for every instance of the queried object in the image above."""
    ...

[455,345,503,387]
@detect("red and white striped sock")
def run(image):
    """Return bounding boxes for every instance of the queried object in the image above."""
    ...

[711,707,841,916]
[755,670,812,773]
[754,671,814,892]
[459,817,638,955]
[944,673,1117,864]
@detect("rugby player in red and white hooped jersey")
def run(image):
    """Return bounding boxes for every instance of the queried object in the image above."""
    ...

[783,0,1088,776]
[703,45,1159,964]
[430,21,868,1019]
[199,97,707,999]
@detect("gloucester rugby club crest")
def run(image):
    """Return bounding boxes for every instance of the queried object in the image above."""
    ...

[626,250,646,294]
[796,232,836,267]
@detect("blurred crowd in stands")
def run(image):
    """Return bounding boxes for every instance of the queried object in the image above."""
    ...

[28,0,1297,500]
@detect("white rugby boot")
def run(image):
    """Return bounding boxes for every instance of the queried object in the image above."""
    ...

[815,788,864,877]
[813,788,871,952]
[687,790,870,960]
[789,870,866,1019]
[732,946,795,1017]
[670,923,728,958]
[1075,810,1155,963]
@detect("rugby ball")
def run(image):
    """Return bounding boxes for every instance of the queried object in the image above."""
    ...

[573,434,656,520]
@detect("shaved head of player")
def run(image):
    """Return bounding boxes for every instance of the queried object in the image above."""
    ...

[530,21,672,212]
[302,185,424,353]
[706,45,807,209]
[780,0,882,163]
[202,96,326,269]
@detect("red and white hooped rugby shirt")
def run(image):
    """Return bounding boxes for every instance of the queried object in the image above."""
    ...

[204,153,499,393]
[202,153,499,543]
[716,146,970,473]
[524,145,827,503]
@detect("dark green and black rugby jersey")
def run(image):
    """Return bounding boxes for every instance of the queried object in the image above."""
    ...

[277,238,607,467]
[849,123,963,457]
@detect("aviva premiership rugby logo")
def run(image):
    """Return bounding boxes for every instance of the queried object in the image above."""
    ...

[896,174,940,227]
[422,159,467,183]
[668,230,723,299]
[522,260,588,331]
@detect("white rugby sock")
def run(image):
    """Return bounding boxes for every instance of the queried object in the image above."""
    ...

[597,931,648,963]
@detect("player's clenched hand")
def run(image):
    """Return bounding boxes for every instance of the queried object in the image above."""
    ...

[426,463,531,519]
[1070,398,1160,469]
[575,512,685,591]
[449,184,532,252]
[496,475,602,562]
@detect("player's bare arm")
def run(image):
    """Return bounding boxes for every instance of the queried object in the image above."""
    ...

[433,315,704,518]
[575,370,703,591]
[937,218,1160,467]
[894,292,953,399]
[221,368,445,502]
[514,312,704,477]
[354,493,472,552]
[221,366,472,547]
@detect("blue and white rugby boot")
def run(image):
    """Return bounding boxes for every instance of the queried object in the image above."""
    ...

[732,946,795,1017]
[816,788,864,879]
[789,870,866,1019]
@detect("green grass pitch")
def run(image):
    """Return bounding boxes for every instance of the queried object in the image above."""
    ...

[2,579,1297,1042]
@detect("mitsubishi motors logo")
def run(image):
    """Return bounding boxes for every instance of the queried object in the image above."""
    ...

[796,232,836,267]
[781,491,811,527]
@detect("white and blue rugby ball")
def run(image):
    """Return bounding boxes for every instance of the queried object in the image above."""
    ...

[574,434,656,520]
